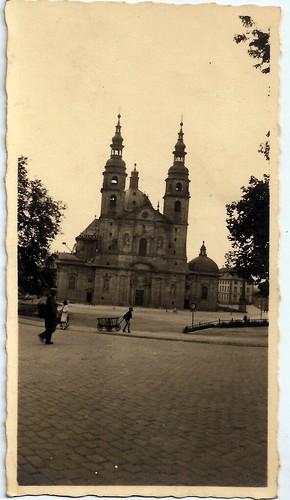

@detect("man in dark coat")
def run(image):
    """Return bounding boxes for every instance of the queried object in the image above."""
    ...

[39,288,58,344]
[122,307,133,333]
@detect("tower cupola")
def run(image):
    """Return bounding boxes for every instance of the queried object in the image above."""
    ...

[110,114,124,158]
[105,114,126,170]
[173,121,187,165]
[129,164,139,190]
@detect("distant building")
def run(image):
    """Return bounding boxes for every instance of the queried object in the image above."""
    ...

[55,116,220,310]
[218,268,254,305]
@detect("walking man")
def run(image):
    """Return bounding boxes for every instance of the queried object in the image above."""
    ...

[39,288,58,344]
[123,307,133,333]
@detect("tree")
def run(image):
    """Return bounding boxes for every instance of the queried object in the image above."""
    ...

[231,17,270,306]
[234,15,270,74]
[18,156,66,295]
[225,175,269,288]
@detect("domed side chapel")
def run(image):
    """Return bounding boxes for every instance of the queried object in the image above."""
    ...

[56,115,220,310]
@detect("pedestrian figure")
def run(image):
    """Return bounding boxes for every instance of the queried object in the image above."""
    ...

[122,307,133,333]
[59,300,70,330]
[38,288,58,344]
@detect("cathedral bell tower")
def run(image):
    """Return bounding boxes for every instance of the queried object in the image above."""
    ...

[163,121,190,224]
[100,114,127,217]
[163,122,190,263]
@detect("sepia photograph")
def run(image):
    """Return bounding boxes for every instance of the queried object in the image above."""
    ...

[5,0,282,497]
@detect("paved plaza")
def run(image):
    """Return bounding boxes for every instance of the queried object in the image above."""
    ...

[16,311,268,488]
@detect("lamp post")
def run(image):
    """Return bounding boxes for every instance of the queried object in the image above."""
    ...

[62,242,73,253]
[190,302,196,329]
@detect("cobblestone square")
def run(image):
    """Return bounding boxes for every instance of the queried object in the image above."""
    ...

[16,317,268,489]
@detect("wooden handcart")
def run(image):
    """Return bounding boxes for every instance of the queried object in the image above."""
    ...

[97,317,122,332]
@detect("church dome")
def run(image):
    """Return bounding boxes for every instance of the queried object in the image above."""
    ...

[188,242,220,275]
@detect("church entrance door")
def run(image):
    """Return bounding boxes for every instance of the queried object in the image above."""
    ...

[135,289,144,307]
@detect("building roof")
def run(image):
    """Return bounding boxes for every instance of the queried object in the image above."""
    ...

[77,219,99,239]
[219,267,243,280]
[53,252,81,262]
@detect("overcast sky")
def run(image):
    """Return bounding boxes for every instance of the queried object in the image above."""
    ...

[7,1,279,267]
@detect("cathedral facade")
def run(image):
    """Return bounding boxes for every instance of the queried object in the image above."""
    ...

[55,116,220,310]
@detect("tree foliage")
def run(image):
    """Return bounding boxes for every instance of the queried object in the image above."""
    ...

[225,175,269,288]
[230,17,270,296]
[234,16,270,74]
[18,156,66,295]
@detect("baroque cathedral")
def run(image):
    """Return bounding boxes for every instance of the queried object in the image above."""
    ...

[56,116,220,310]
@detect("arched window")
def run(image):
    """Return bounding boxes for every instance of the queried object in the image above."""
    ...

[69,276,76,289]
[176,182,182,192]
[109,195,117,207]
[174,200,181,212]
[111,176,118,185]
[139,238,147,256]
[201,286,208,300]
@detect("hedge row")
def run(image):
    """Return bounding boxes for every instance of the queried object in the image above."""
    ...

[183,319,268,333]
